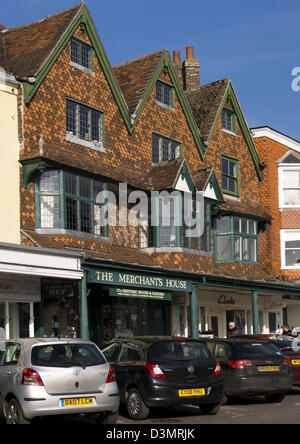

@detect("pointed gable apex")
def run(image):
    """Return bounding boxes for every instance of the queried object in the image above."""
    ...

[4,4,132,132]
[114,50,205,155]
[192,167,224,203]
[186,79,264,181]
[277,150,300,164]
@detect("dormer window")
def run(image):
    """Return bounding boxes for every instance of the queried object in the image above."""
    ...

[70,38,93,71]
[156,81,174,108]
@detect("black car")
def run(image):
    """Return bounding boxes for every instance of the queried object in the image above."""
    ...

[206,338,293,403]
[101,337,224,420]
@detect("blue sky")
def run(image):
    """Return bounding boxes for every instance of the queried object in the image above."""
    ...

[2,0,300,140]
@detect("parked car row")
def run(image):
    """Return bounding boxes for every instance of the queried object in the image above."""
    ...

[0,335,297,424]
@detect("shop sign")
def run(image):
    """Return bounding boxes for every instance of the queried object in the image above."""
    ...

[109,288,172,301]
[88,270,192,292]
[218,295,236,305]
[0,277,41,302]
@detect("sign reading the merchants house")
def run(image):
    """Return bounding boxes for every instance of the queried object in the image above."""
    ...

[88,270,192,292]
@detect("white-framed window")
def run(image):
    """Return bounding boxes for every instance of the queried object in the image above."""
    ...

[278,166,300,208]
[281,230,300,269]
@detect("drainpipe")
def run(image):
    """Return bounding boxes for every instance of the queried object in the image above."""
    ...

[80,271,90,340]
[190,284,199,339]
[252,291,259,334]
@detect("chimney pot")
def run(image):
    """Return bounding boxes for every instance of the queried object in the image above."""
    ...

[186,46,194,60]
[173,50,181,65]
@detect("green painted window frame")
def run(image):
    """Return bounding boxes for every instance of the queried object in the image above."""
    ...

[138,198,211,252]
[213,216,258,264]
[70,37,94,71]
[152,133,182,164]
[221,155,240,197]
[221,108,237,133]
[35,169,108,238]
[156,80,174,108]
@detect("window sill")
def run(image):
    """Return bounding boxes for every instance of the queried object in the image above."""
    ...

[69,61,95,77]
[156,101,175,112]
[140,247,212,256]
[222,129,237,136]
[215,259,258,265]
[36,228,109,243]
[66,133,105,152]
[281,266,300,271]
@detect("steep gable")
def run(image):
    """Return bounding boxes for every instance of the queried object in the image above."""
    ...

[186,79,264,181]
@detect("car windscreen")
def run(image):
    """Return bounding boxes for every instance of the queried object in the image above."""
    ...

[31,343,107,368]
[148,340,213,362]
[272,340,300,355]
[233,342,283,359]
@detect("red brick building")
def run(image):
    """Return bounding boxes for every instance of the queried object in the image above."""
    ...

[0,3,299,341]
[252,127,300,329]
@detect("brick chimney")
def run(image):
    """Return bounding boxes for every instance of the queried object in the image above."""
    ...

[182,46,200,91]
[173,50,183,86]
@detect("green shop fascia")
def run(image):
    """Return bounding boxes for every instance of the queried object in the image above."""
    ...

[80,260,198,345]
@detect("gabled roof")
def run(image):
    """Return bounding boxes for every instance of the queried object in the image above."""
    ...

[277,150,300,164]
[147,158,186,191]
[192,167,224,202]
[185,78,264,181]
[113,50,167,116]
[0,4,83,77]
[185,78,230,141]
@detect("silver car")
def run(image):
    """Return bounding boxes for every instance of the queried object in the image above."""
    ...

[0,338,120,424]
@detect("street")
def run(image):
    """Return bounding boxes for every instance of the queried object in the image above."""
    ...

[1,386,298,425]
[117,387,300,425]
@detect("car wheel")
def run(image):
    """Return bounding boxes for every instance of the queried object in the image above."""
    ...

[199,403,222,415]
[126,388,150,420]
[265,394,286,403]
[6,399,30,425]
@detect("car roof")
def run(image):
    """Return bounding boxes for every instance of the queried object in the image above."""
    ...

[107,337,206,347]
[205,338,269,344]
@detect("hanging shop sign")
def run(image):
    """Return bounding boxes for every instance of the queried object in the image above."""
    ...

[109,287,172,301]
[88,269,193,292]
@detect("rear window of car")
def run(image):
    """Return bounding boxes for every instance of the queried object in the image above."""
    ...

[148,340,212,362]
[233,342,283,358]
[31,343,106,368]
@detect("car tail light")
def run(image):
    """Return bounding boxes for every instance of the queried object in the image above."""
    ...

[106,366,117,383]
[145,363,167,379]
[283,359,292,367]
[214,362,222,376]
[21,368,44,386]
[229,360,252,369]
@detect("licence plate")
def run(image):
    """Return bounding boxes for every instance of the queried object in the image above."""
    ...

[292,360,300,366]
[59,397,95,408]
[258,366,279,372]
[178,388,206,397]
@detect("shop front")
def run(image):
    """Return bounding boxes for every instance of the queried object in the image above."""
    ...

[0,242,83,339]
[83,265,195,346]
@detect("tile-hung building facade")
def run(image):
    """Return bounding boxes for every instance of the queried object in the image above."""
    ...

[0,55,83,338]
[252,127,300,331]
[0,3,299,342]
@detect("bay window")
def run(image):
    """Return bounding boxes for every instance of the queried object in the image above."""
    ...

[214,216,258,263]
[36,170,107,237]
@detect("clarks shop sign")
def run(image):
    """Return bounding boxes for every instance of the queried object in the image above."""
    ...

[88,270,192,292]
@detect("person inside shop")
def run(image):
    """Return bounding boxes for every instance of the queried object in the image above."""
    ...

[227,321,239,337]
[282,325,292,336]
